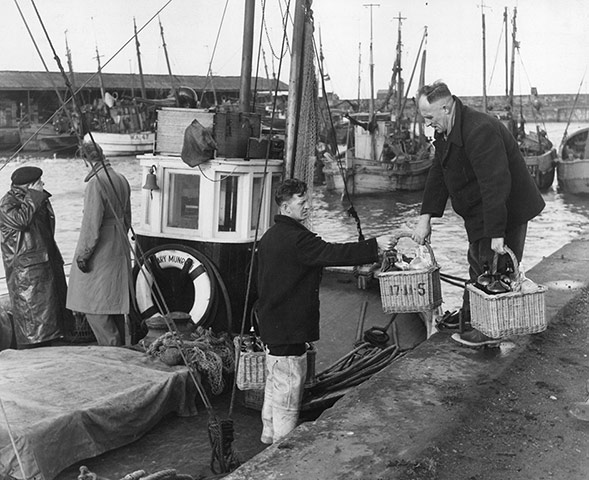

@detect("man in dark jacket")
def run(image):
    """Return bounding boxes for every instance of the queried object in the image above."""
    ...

[256,178,393,444]
[0,166,71,347]
[411,81,545,347]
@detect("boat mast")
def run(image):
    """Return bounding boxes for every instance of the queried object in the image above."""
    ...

[364,3,379,161]
[159,17,180,106]
[504,7,509,97]
[133,17,147,99]
[480,0,488,113]
[94,44,106,100]
[418,27,427,138]
[508,7,517,136]
[393,12,405,117]
[64,30,76,92]
[357,42,361,111]
[285,0,307,177]
[239,0,255,113]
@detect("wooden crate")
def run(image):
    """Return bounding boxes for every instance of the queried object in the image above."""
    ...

[154,108,214,156]
[213,112,261,157]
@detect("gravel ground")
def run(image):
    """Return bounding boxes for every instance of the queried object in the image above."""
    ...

[391,287,589,480]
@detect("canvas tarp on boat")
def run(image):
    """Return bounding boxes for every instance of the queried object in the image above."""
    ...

[0,346,198,480]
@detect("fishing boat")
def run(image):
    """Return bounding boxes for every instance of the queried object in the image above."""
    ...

[557,126,589,194]
[489,7,556,191]
[0,127,21,151]
[18,118,78,155]
[321,13,433,195]
[0,2,433,479]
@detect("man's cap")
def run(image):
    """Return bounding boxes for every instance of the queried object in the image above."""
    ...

[81,141,104,162]
[11,166,43,186]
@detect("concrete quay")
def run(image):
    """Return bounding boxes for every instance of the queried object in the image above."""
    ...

[224,233,589,480]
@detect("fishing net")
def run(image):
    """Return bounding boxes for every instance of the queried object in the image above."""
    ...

[145,327,234,396]
[294,13,319,230]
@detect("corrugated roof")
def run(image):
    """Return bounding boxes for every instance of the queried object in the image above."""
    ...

[0,70,288,93]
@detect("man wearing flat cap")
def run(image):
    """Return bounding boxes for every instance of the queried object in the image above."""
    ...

[67,142,132,345]
[0,166,70,347]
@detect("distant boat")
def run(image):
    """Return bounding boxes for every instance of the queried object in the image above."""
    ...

[18,120,78,155]
[82,130,154,157]
[557,127,589,194]
[500,7,556,191]
[321,16,433,196]
[0,128,20,151]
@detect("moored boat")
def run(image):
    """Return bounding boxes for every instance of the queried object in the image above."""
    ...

[501,7,556,191]
[18,120,78,155]
[321,16,433,195]
[83,130,154,156]
[557,126,589,194]
[0,127,20,151]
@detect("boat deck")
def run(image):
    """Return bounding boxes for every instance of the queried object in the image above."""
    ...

[48,268,417,480]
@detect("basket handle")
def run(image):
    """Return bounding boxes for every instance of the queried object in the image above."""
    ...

[380,232,437,272]
[491,245,519,275]
[394,231,438,265]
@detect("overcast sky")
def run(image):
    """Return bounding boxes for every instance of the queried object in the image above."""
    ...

[2,0,588,100]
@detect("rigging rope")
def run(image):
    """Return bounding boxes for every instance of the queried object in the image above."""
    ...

[1,0,173,171]
[228,0,292,422]
[200,0,229,105]
[561,68,587,150]
[21,0,240,472]
[312,25,364,241]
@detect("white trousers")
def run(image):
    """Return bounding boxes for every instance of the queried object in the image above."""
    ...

[261,352,307,444]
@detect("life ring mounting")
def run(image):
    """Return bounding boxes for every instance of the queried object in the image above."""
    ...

[134,244,215,327]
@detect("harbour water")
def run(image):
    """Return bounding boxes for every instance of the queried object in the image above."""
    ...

[0,122,588,311]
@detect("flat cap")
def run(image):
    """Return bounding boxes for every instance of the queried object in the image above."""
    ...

[11,166,43,186]
[81,141,104,163]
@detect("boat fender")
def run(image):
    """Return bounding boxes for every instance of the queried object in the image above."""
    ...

[135,246,214,326]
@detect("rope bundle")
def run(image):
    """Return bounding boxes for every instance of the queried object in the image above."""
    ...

[146,327,234,396]
[78,466,195,480]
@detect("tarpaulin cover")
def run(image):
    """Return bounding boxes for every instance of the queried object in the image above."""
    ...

[0,346,197,480]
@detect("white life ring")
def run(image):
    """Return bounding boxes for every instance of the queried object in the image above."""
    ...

[135,246,213,326]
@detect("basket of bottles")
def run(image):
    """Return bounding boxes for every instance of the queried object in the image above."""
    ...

[234,333,266,390]
[377,234,442,313]
[234,335,316,391]
[468,246,546,338]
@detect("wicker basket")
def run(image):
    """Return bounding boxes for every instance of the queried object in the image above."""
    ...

[243,388,265,410]
[377,234,442,313]
[234,336,316,391]
[469,247,546,338]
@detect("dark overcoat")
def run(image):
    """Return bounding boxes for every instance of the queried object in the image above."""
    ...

[256,215,379,345]
[0,186,68,345]
[420,96,545,242]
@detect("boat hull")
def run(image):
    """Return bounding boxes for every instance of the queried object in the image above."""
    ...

[558,127,589,194]
[524,148,556,191]
[19,124,78,154]
[85,131,155,156]
[322,154,432,195]
[0,128,20,150]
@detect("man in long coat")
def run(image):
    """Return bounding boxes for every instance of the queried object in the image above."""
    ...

[67,142,132,346]
[412,81,545,347]
[0,166,70,347]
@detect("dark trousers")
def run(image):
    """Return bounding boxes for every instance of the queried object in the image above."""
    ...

[461,223,528,328]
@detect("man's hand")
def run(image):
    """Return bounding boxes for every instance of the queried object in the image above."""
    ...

[376,234,397,252]
[411,214,432,245]
[76,257,90,273]
[491,237,506,254]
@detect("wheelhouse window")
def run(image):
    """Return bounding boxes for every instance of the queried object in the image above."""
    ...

[270,174,282,220]
[167,173,200,230]
[250,176,263,231]
[218,175,239,232]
